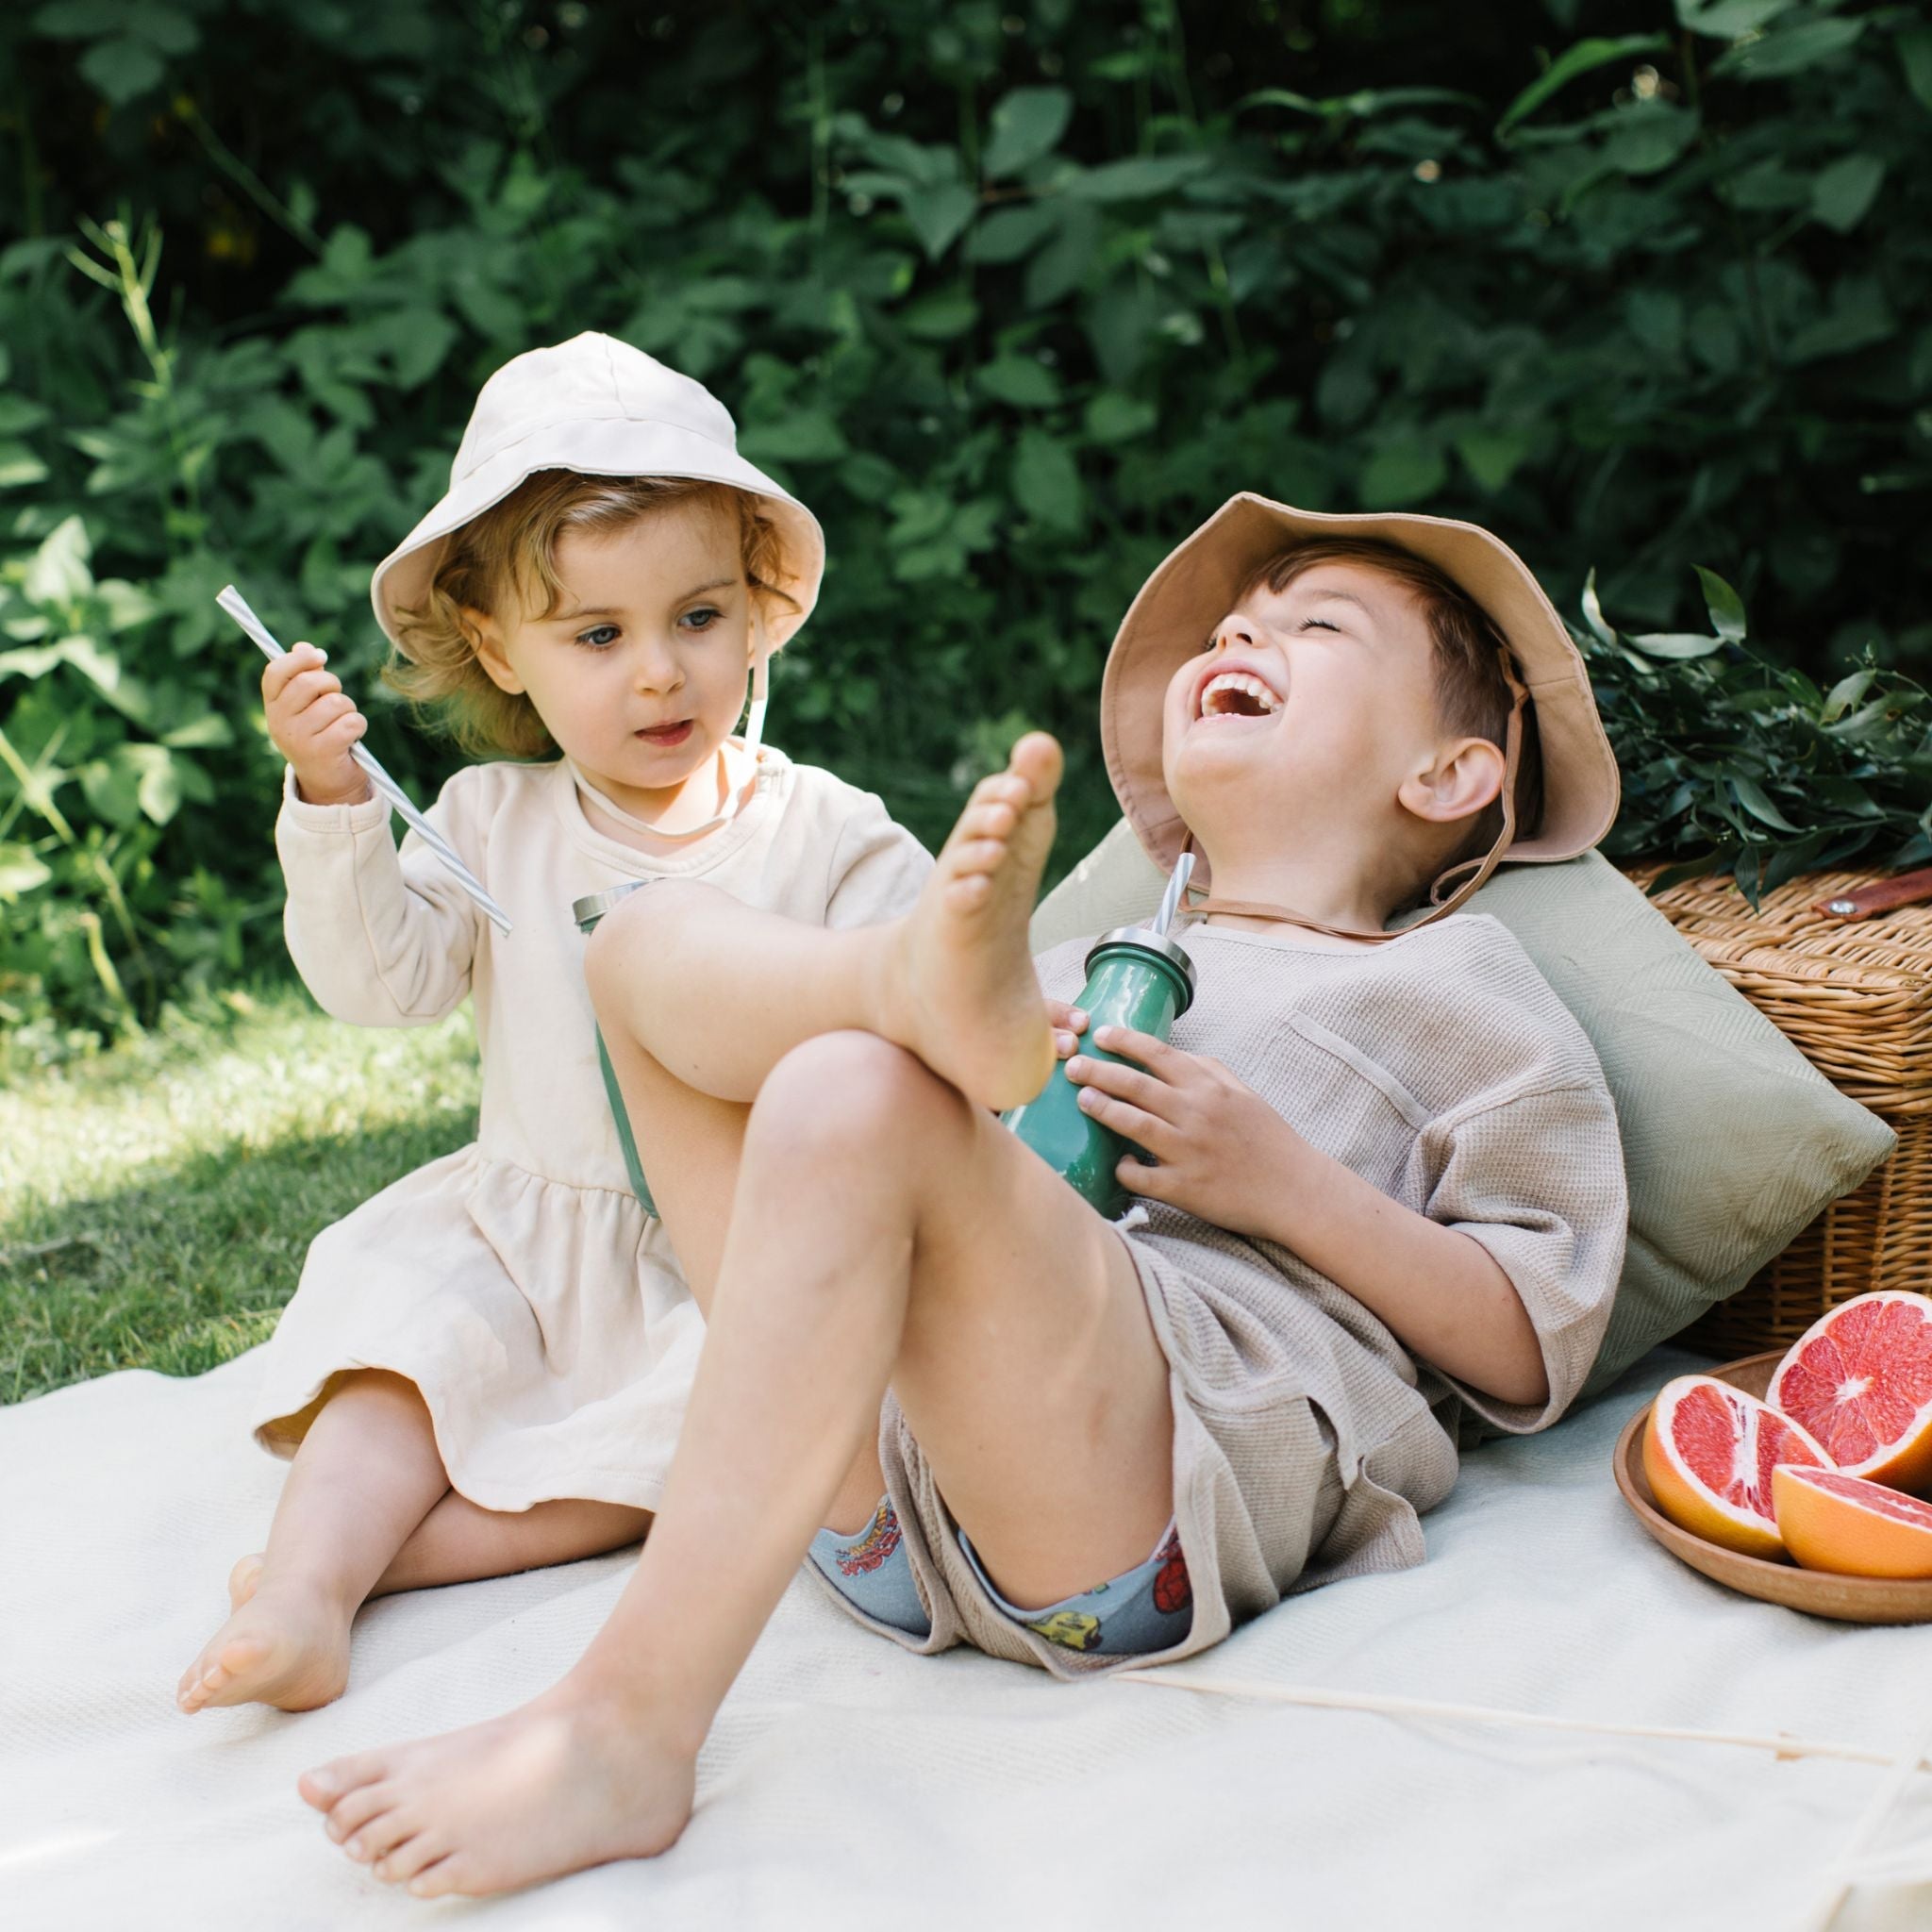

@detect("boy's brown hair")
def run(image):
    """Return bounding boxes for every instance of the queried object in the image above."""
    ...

[1244,537,1546,896]
[385,471,797,758]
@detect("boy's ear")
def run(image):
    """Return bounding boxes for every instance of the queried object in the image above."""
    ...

[459,605,525,695]
[1396,736,1506,826]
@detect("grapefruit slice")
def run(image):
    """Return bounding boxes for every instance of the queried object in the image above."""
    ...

[1642,1374,1833,1560]
[1772,1464,1932,1580]
[1766,1291,1932,1492]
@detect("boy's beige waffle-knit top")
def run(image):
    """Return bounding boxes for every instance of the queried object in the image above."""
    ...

[248,750,932,1512]
[1034,913,1629,1584]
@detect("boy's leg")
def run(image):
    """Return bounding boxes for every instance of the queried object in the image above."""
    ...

[577,741,1071,1535]
[297,738,1178,1897]
[177,1371,449,1712]
[300,1050,1169,1896]
[589,1022,891,1535]
[582,753,1058,1113]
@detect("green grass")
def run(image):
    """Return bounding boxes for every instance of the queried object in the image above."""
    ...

[0,985,479,1403]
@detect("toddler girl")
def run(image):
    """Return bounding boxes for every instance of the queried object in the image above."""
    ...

[176,333,933,1714]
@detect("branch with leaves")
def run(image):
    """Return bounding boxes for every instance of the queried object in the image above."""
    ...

[1574,570,1932,906]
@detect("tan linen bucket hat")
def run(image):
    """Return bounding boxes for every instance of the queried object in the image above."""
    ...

[1101,492,1622,938]
[370,333,824,756]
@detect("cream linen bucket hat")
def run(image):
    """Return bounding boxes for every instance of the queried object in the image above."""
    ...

[370,331,825,760]
[1101,492,1623,941]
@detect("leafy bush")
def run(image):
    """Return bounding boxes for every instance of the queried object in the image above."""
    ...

[2,0,1929,1048]
[1579,566,1932,899]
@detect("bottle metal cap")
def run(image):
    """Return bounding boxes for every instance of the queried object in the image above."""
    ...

[1085,925,1199,1010]
[571,881,653,931]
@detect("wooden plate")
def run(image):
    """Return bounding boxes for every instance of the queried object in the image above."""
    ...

[1613,1351,1932,1624]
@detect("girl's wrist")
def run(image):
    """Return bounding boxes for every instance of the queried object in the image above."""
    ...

[291,767,375,808]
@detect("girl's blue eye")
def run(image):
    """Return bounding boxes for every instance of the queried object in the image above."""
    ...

[575,625,621,650]
[681,606,722,632]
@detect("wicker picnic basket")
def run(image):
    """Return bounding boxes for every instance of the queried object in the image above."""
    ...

[1622,862,1932,1357]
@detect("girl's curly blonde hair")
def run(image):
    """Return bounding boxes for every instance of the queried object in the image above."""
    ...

[384,471,797,758]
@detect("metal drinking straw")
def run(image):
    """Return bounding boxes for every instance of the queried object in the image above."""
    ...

[218,584,514,935]
[1152,850,1195,937]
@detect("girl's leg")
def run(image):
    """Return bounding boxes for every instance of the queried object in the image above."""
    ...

[204,751,1039,1655]
[177,1370,449,1712]
[370,1496,652,1593]
[226,1495,653,1607]
[298,738,1177,1898]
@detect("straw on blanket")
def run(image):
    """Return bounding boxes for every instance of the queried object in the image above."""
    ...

[1793,1712,1932,1932]
[1118,1669,1932,1774]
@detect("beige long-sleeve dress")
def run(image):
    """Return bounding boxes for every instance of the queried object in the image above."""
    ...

[250,748,932,1512]
[852,911,1629,1677]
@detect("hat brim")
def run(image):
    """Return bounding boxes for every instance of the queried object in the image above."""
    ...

[371,417,825,653]
[1100,493,1622,885]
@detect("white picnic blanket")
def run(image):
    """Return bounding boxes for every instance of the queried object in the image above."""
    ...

[3,1343,1929,1932]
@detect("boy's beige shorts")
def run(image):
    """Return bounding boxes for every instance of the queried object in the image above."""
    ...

[808,1231,1362,1680]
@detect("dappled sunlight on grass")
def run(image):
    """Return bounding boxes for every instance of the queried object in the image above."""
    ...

[1,985,478,1401]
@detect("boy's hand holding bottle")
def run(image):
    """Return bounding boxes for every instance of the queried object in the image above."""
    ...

[264,641,373,806]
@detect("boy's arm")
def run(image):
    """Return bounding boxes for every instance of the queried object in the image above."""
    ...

[1065,1026,1574,1411]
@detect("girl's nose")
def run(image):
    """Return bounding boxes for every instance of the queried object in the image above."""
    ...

[1214,625,1253,654]
[633,651,683,694]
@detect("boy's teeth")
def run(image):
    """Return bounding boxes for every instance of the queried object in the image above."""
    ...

[1199,672,1281,718]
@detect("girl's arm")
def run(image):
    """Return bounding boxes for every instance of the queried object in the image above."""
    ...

[264,638,481,1027]
[276,772,482,1026]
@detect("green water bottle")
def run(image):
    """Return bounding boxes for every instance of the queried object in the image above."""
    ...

[573,884,658,1219]
[1003,909,1197,1222]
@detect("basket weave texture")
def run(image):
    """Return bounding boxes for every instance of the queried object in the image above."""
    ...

[1623,864,1932,1357]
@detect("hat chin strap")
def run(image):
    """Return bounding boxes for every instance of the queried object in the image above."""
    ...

[1176,658,1530,945]
[570,612,774,844]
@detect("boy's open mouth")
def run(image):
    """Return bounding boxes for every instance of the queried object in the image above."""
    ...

[1193,669,1282,724]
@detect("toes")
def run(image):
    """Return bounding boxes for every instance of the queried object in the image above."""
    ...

[407,1855,465,1899]
[958,800,1017,841]
[300,1752,390,1811]
[971,771,1027,808]
[351,1806,419,1865]
[950,837,1008,874]
[227,1555,265,1607]
[1011,730,1062,784]
[320,1780,399,1842]
[376,1831,448,1885]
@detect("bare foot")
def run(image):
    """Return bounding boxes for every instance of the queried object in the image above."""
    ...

[176,1568,352,1714]
[879,731,1061,1110]
[228,1553,264,1607]
[299,1684,694,1897]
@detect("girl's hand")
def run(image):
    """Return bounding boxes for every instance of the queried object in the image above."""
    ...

[1065,1024,1307,1239]
[1045,997,1089,1061]
[263,642,373,806]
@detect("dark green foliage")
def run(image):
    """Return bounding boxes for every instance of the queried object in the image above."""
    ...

[2,0,1929,1047]
[1579,568,1932,903]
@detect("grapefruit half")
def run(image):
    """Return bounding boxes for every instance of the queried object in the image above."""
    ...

[1766,1291,1932,1492]
[1642,1374,1833,1560]
[1772,1464,1932,1580]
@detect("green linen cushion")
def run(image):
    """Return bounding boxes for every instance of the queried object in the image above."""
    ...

[1029,819,1897,1400]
